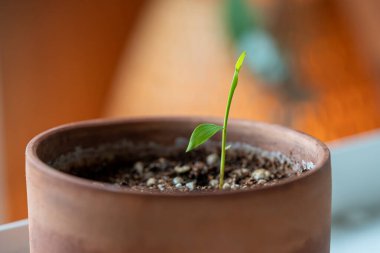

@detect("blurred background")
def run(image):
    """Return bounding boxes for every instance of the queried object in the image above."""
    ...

[0,0,380,249]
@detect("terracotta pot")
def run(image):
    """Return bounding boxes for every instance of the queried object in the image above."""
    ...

[26,117,331,253]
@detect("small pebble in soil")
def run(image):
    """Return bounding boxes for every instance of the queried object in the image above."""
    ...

[251,169,271,181]
[209,179,219,188]
[174,165,191,174]
[146,177,156,187]
[186,181,195,191]
[241,168,250,176]
[303,161,315,170]
[158,184,165,191]
[257,179,267,185]
[206,153,219,166]
[231,183,239,190]
[173,177,183,185]
[133,162,144,175]
[222,183,231,190]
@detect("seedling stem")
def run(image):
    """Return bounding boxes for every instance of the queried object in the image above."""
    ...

[186,51,246,189]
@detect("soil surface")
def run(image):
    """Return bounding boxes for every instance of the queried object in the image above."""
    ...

[50,138,314,192]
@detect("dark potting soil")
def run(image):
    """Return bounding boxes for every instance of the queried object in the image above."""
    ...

[50,138,315,192]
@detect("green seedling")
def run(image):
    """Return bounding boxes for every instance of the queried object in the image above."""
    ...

[186,51,247,189]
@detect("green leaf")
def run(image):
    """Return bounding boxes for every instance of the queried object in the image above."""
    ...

[235,51,247,73]
[186,123,223,152]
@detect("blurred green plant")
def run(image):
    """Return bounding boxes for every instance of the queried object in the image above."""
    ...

[225,0,288,84]
[186,51,246,189]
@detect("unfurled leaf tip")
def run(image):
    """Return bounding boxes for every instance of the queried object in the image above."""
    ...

[235,51,247,73]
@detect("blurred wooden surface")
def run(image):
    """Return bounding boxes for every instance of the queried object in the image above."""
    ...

[337,0,380,80]
[274,0,380,140]
[0,0,144,222]
[106,0,380,141]
[105,0,280,122]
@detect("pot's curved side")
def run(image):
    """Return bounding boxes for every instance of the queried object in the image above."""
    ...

[26,117,331,253]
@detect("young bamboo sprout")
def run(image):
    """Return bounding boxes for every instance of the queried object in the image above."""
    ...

[186,51,247,189]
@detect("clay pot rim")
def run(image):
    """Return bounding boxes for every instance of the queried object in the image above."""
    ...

[26,116,330,197]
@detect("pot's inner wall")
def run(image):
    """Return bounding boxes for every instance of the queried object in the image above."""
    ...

[35,119,326,169]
